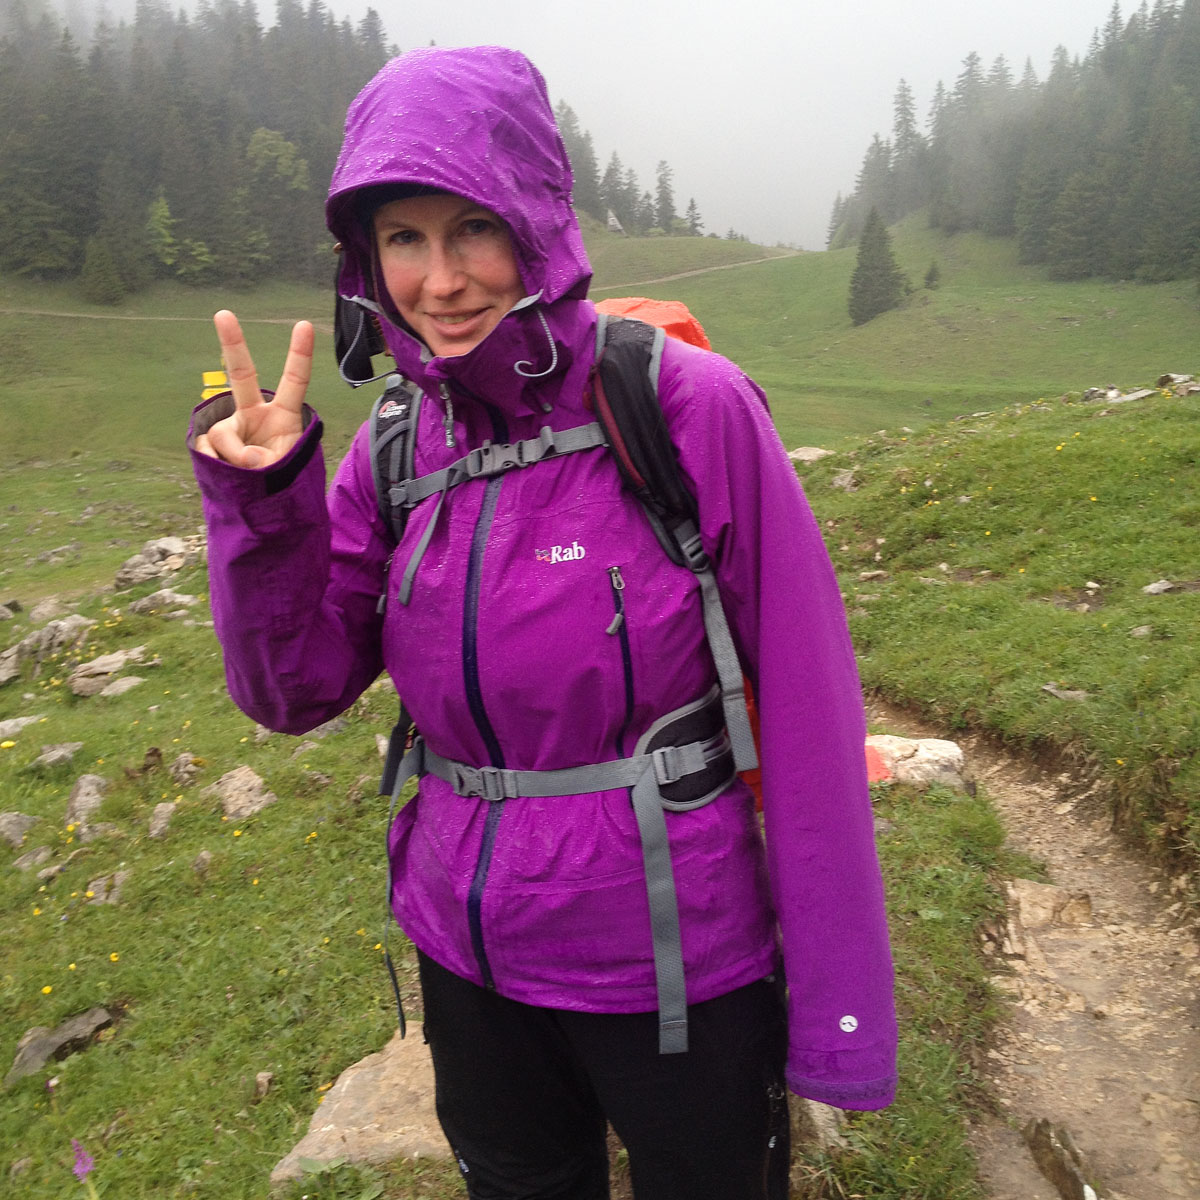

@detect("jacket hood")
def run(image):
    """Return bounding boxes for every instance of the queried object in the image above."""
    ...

[327,46,593,398]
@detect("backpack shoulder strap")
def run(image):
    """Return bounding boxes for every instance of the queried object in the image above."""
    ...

[593,316,696,566]
[594,317,757,774]
[370,374,424,544]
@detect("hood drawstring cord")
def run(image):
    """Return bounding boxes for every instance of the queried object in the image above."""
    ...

[514,307,559,406]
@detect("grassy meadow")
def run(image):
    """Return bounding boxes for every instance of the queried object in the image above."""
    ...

[1,223,1198,1198]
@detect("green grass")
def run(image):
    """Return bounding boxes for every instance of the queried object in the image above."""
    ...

[807,387,1200,870]
[3,221,1199,1197]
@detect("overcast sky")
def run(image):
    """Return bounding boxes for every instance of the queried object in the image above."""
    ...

[95,0,1113,249]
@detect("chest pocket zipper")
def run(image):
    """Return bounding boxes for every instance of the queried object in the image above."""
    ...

[607,566,635,757]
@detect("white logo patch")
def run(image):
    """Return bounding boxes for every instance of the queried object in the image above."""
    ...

[839,1015,859,1033]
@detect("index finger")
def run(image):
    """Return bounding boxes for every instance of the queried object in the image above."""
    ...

[213,310,264,411]
[271,319,315,416]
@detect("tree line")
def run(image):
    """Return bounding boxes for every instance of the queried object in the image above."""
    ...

[829,0,1200,284]
[0,0,710,303]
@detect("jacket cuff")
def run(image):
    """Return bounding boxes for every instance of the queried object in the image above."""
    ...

[187,393,322,498]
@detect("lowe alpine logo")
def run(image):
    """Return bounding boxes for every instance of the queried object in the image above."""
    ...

[536,541,586,563]
[378,398,407,420]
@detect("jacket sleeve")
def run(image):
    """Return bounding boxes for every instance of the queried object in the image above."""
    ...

[659,344,898,1111]
[187,394,390,735]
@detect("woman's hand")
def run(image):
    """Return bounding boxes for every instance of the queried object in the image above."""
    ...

[194,310,314,468]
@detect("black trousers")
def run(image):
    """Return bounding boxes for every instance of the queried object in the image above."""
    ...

[418,951,791,1200]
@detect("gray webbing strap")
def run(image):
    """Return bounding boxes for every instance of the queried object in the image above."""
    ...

[387,731,734,1054]
[390,422,608,511]
[392,423,609,607]
[629,765,689,1052]
[417,739,719,802]
[398,483,448,607]
[674,520,759,774]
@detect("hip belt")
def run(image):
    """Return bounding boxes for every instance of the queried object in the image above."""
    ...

[381,685,737,1054]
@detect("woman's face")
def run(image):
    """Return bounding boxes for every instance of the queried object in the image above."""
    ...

[373,192,525,357]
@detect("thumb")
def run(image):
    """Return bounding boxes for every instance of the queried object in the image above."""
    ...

[240,444,271,469]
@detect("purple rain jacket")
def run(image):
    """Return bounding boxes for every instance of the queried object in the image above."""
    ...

[190,46,897,1110]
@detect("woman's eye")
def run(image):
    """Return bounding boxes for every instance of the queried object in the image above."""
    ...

[388,229,421,246]
[462,218,494,236]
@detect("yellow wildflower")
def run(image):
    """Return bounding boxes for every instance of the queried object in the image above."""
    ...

[109,953,120,963]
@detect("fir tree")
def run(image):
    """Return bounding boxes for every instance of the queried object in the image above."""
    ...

[654,160,676,232]
[848,208,905,325]
[685,197,703,236]
[79,235,126,303]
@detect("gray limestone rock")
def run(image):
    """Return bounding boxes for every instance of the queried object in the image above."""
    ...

[65,774,108,828]
[86,870,131,905]
[788,446,834,464]
[67,646,147,697]
[0,715,46,740]
[865,734,967,789]
[4,1008,113,1088]
[169,752,202,787]
[98,675,145,698]
[129,588,199,615]
[149,802,176,839]
[34,742,84,768]
[0,811,38,848]
[203,766,278,820]
[270,1026,448,1186]
[13,846,52,871]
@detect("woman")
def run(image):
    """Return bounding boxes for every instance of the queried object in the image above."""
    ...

[191,46,896,1200]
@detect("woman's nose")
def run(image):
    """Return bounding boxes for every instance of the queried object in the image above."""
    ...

[425,242,466,297]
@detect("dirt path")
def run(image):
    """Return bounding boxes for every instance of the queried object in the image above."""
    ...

[867,700,1200,1200]
[590,252,797,294]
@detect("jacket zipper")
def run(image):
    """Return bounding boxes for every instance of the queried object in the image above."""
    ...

[606,566,635,757]
[463,401,508,989]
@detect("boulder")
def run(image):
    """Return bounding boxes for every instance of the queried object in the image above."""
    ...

[864,734,967,789]
[67,646,147,697]
[169,752,202,787]
[13,847,52,871]
[788,447,834,464]
[4,1008,113,1089]
[64,775,108,829]
[0,715,46,740]
[86,870,131,906]
[0,811,38,848]
[98,676,145,698]
[129,589,199,615]
[270,1026,449,1186]
[148,802,176,839]
[203,766,278,820]
[33,742,84,768]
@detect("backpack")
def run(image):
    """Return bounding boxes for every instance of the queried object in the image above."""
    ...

[366,299,759,1056]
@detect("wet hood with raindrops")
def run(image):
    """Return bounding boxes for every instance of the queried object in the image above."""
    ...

[326,46,593,397]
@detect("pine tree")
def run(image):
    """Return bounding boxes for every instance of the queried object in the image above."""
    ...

[654,160,676,232]
[79,235,127,303]
[848,208,905,325]
[685,197,702,236]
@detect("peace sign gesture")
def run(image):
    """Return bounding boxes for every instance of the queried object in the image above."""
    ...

[194,310,314,469]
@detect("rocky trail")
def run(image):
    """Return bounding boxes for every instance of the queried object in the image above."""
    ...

[868,700,1200,1200]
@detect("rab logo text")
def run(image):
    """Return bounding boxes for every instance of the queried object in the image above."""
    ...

[536,541,586,563]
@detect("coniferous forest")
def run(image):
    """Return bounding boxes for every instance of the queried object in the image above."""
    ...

[830,0,1200,284]
[0,0,701,302]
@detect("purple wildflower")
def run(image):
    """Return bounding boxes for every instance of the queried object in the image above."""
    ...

[71,1139,94,1182]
